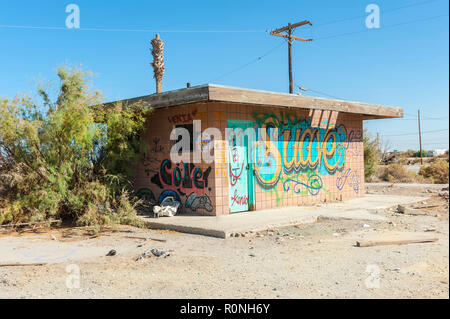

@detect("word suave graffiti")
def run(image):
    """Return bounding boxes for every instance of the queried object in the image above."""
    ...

[252,111,347,191]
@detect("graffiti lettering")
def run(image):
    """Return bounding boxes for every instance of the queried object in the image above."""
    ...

[336,168,361,194]
[252,112,347,191]
[168,109,198,124]
[230,189,249,207]
[229,147,245,187]
[151,159,211,195]
[185,193,213,212]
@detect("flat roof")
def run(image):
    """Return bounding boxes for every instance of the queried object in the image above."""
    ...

[108,84,403,119]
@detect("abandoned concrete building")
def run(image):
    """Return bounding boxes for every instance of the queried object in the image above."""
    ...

[109,84,403,216]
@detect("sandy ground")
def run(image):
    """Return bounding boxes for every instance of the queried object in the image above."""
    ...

[0,183,448,299]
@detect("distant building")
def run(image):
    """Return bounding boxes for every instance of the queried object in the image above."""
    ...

[428,149,448,157]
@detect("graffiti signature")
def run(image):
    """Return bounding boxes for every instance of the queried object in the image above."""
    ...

[230,189,249,207]
[336,168,361,194]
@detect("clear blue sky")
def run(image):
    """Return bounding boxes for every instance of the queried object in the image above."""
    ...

[0,0,448,151]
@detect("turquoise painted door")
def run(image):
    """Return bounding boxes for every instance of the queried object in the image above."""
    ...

[228,145,249,213]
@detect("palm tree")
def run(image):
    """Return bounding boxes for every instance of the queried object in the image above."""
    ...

[151,34,165,93]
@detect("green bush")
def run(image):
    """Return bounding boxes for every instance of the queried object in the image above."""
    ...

[413,150,428,158]
[0,67,151,226]
[363,130,380,180]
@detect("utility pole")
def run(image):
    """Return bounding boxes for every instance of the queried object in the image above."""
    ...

[270,20,313,94]
[418,109,423,165]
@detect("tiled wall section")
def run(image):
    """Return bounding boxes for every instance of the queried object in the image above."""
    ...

[133,101,364,216]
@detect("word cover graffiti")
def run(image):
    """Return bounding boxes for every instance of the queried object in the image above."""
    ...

[151,159,212,195]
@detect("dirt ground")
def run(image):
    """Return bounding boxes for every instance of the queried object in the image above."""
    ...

[0,183,448,299]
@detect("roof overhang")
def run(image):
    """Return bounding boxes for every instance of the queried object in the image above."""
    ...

[106,84,403,120]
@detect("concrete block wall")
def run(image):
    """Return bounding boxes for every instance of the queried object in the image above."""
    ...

[133,101,364,216]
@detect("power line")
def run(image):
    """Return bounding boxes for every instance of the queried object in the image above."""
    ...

[314,0,442,28]
[0,25,265,33]
[295,84,345,100]
[209,11,448,89]
[208,39,287,83]
[382,128,449,137]
[315,13,448,41]
[0,0,441,33]
[403,113,449,120]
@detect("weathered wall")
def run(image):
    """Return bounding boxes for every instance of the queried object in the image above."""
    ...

[133,101,364,216]
[134,102,217,215]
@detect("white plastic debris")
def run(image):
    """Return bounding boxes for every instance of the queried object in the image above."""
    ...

[153,196,181,217]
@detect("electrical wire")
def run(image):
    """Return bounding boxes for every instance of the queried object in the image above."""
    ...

[0,25,265,33]
[315,13,448,41]
[208,39,288,83]
[314,0,442,27]
[381,128,449,137]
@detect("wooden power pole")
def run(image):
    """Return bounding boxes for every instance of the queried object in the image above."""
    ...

[270,20,313,94]
[418,109,423,165]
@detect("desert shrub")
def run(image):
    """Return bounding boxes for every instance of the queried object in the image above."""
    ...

[378,163,415,183]
[0,67,151,226]
[431,153,450,163]
[404,149,416,158]
[410,158,422,165]
[363,130,380,181]
[418,160,449,184]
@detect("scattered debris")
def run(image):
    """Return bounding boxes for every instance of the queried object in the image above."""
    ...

[0,263,47,267]
[356,237,438,247]
[153,196,180,218]
[136,249,170,261]
[135,251,152,261]
[414,204,439,209]
[151,249,169,258]
[106,250,117,257]
[123,236,167,243]
[124,236,147,241]
[397,205,428,216]
[0,220,61,228]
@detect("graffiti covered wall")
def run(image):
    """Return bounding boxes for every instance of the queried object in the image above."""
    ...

[134,102,217,215]
[133,101,364,216]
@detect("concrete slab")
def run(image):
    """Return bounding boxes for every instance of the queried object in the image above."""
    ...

[140,195,428,239]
